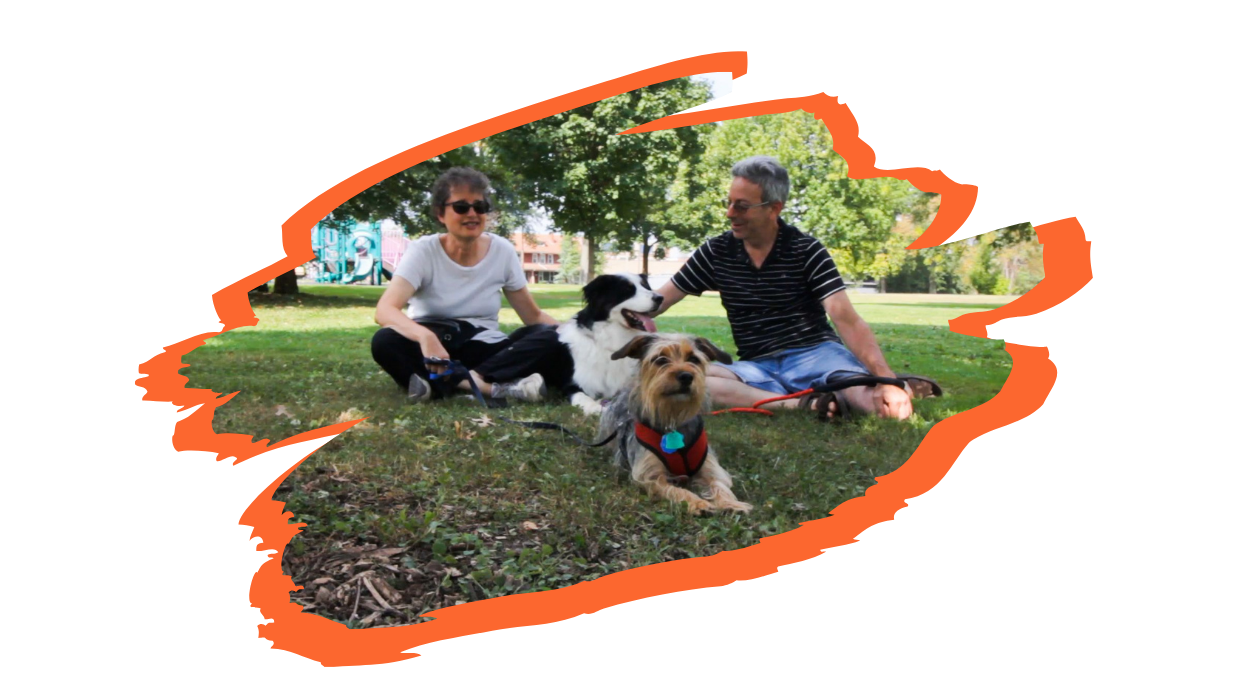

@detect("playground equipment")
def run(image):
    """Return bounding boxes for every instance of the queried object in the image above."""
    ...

[308,220,411,285]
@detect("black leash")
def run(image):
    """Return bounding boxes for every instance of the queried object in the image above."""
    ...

[425,358,621,448]
[813,374,909,394]
[499,419,624,448]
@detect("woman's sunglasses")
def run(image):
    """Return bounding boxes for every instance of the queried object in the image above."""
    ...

[445,199,492,215]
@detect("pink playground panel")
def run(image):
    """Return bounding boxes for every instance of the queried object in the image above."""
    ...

[381,230,409,272]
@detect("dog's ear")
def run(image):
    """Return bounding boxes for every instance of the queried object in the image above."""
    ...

[611,335,656,361]
[693,337,732,365]
[580,275,616,306]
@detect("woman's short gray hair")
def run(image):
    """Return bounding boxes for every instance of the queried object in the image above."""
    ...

[731,155,790,204]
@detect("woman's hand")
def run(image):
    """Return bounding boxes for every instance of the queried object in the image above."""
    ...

[418,334,451,375]
[504,286,558,326]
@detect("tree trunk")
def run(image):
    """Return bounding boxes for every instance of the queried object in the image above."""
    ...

[641,232,652,276]
[274,269,299,294]
[580,237,595,285]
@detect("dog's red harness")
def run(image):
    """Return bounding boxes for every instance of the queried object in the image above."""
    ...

[634,418,709,484]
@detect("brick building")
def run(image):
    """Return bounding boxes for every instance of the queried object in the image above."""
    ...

[509,232,692,286]
[508,233,567,284]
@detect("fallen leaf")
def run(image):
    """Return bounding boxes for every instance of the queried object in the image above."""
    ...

[521,521,540,531]
[444,567,464,578]
[471,414,494,428]
[311,577,333,585]
[338,407,378,431]
[275,405,294,419]
[371,547,406,559]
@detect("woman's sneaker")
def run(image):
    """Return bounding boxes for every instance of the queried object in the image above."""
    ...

[491,373,546,403]
[407,374,433,403]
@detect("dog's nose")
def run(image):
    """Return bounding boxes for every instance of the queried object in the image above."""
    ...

[651,294,663,309]
[677,371,693,385]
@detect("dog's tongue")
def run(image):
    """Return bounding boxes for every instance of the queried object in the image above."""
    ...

[634,312,657,333]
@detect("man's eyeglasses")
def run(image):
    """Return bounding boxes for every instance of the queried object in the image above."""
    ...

[445,199,492,215]
[721,199,771,213]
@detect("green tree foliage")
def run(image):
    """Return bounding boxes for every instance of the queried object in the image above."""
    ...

[885,194,1044,294]
[326,143,532,237]
[995,239,1044,294]
[883,240,966,293]
[887,234,1044,295]
[991,222,1037,247]
[966,239,1002,294]
[558,234,605,284]
[486,78,714,279]
[673,110,926,281]
[559,234,582,284]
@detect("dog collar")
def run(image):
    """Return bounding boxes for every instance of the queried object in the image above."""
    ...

[634,417,709,482]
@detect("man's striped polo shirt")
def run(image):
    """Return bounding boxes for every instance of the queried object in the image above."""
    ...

[671,219,847,360]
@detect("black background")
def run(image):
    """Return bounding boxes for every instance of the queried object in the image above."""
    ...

[130,46,1103,669]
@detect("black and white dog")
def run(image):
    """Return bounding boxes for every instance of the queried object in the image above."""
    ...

[475,273,662,414]
[558,273,662,414]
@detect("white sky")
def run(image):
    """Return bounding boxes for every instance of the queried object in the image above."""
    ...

[694,71,733,99]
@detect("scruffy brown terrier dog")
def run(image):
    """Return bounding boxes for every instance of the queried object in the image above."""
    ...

[598,334,753,513]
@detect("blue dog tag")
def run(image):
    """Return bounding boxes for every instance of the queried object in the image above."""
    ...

[661,431,685,454]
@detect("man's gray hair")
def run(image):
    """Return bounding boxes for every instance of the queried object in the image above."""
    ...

[731,155,790,204]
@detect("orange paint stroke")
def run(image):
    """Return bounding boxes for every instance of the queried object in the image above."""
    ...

[949,218,1092,338]
[135,52,1093,666]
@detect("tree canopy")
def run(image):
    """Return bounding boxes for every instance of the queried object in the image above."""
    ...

[299,87,1042,294]
[486,78,714,276]
[672,110,927,281]
[326,143,531,237]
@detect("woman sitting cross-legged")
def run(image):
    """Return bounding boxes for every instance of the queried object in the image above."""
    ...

[371,167,557,403]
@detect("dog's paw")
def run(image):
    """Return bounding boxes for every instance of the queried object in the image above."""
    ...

[722,500,754,513]
[571,393,605,416]
[686,499,714,514]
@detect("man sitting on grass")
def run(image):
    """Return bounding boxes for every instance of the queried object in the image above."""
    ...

[652,155,939,421]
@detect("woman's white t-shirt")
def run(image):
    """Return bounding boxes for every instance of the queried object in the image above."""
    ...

[393,233,527,344]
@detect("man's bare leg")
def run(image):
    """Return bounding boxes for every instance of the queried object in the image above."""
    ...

[707,365,882,417]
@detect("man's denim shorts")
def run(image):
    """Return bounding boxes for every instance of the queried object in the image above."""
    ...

[716,341,871,395]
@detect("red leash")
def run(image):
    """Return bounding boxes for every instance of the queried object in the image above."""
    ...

[710,388,814,417]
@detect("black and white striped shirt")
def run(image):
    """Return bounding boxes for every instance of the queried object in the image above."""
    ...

[672,220,847,360]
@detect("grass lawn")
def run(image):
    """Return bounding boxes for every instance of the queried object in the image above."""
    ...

[181,283,1014,628]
